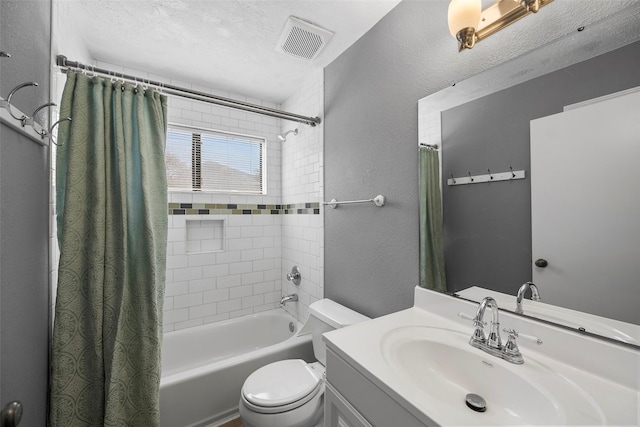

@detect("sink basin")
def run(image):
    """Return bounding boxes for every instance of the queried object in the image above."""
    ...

[381,326,604,426]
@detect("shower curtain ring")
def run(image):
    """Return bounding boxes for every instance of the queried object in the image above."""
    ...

[487,168,493,180]
[450,173,456,184]
[467,171,474,182]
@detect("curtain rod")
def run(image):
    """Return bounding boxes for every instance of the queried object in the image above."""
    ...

[56,55,321,127]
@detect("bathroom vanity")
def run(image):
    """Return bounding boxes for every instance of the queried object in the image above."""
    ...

[323,286,640,426]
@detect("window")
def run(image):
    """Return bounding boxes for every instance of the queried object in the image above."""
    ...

[165,125,266,194]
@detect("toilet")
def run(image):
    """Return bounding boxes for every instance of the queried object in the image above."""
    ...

[239,299,369,427]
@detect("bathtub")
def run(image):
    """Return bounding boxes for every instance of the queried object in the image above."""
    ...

[160,309,315,427]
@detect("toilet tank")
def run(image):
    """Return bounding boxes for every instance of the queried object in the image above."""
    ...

[306,299,369,365]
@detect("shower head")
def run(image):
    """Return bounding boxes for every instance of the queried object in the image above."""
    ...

[277,128,298,142]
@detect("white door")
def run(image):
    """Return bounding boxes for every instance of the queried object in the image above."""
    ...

[530,89,640,325]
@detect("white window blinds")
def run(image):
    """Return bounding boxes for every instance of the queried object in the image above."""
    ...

[165,126,265,194]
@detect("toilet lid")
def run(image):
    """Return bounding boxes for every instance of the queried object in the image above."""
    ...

[242,359,322,408]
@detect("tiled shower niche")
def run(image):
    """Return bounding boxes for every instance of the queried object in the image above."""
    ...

[186,219,225,253]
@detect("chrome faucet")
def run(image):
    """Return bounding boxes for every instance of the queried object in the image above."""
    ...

[515,282,541,314]
[280,293,298,307]
[470,297,502,352]
[461,296,543,365]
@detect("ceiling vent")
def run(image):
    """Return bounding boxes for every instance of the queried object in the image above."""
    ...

[276,16,334,62]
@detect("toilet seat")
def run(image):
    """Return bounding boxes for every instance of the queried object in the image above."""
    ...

[241,359,323,414]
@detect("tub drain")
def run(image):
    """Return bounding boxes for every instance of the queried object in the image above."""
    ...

[465,393,487,413]
[289,322,295,332]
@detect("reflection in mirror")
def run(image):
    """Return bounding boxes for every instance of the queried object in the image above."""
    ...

[456,286,639,347]
[418,10,640,347]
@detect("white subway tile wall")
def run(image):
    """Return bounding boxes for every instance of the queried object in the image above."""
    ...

[280,69,325,323]
[49,55,324,333]
[153,62,285,332]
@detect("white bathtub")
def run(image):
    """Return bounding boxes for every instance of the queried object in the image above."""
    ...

[160,309,315,427]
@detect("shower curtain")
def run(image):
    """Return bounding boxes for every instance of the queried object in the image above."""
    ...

[50,72,168,426]
[419,146,447,292]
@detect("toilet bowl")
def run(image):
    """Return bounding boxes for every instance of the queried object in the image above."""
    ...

[239,299,369,427]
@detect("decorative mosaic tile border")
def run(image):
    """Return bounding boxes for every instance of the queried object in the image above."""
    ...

[168,202,320,215]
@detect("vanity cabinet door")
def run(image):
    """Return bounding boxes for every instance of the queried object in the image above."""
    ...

[325,382,373,427]
[325,348,431,426]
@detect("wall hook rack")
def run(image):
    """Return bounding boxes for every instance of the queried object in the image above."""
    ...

[448,168,525,186]
[0,81,64,147]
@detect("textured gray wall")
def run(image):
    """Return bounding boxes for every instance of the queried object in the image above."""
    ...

[323,2,433,318]
[0,1,51,425]
[441,41,640,298]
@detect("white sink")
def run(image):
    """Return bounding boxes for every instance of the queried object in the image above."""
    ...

[381,326,605,426]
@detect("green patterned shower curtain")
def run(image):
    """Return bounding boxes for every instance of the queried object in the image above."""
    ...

[419,146,447,292]
[50,72,168,426]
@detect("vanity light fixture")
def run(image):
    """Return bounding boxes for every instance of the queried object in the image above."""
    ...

[448,0,553,52]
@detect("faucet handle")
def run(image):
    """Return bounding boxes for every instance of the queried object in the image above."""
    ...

[503,328,543,345]
[458,312,486,327]
[459,312,487,346]
[502,329,524,364]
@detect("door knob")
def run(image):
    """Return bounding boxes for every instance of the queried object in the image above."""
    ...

[534,258,548,268]
[1,401,23,427]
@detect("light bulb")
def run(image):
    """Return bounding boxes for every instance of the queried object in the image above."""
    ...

[448,0,482,37]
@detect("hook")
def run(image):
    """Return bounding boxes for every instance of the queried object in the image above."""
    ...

[46,117,72,146]
[2,82,39,121]
[22,102,56,127]
[487,168,493,180]
[509,165,516,178]
[467,171,474,182]
[0,51,11,58]
[450,172,456,184]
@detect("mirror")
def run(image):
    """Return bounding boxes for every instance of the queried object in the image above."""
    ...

[418,10,640,347]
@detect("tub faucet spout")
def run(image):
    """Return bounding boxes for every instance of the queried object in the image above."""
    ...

[280,293,298,307]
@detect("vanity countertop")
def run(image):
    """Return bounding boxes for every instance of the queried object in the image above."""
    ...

[323,287,640,426]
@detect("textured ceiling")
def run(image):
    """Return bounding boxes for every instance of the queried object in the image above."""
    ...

[66,0,402,103]
[63,0,640,104]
